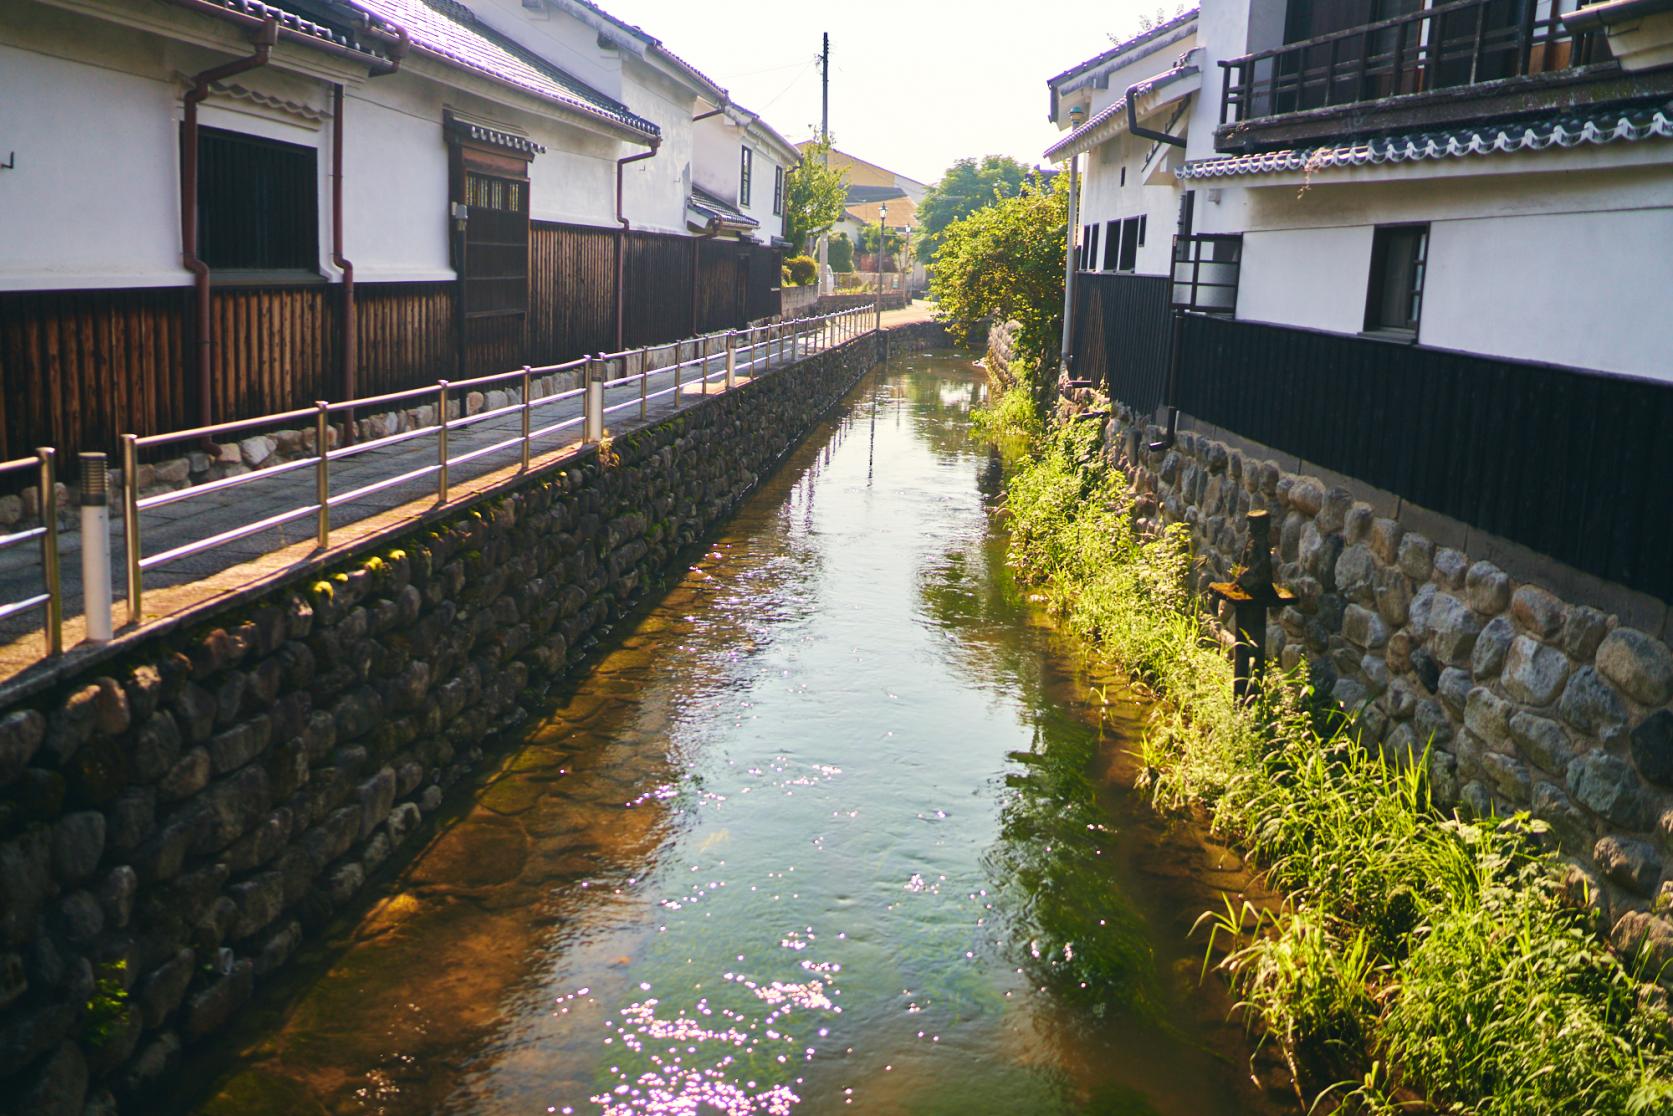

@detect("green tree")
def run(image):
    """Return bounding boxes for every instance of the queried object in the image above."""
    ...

[915,155,1034,263]
[929,173,1067,363]
[784,135,849,253]
[828,232,855,272]
[857,223,905,267]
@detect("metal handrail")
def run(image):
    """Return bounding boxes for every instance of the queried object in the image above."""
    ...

[115,305,868,628]
[0,451,61,655]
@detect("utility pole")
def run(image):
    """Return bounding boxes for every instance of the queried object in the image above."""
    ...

[816,32,831,294]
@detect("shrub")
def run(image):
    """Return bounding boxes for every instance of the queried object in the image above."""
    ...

[828,232,854,273]
[783,254,817,287]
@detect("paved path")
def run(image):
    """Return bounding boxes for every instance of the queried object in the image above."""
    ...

[0,323,885,678]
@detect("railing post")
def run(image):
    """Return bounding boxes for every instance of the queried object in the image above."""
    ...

[521,365,532,472]
[585,356,604,443]
[78,452,112,643]
[120,435,140,627]
[639,346,650,419]
[437,380,450,502]
[315,401,330,548]
[674,342,683,409]
[38,448,62,654]
[726,330,737,389]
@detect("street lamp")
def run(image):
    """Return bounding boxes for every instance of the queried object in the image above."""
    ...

[875,201,887,333]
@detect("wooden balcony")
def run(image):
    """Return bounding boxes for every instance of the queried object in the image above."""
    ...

[1215,0,1625,152]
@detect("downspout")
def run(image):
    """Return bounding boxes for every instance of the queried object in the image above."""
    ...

[182,18,277,427]
[614,139,661,350]
[330,31,405,410]
[1058,149,1080,372]
[1126,79,1187,148]
[1148,190,1195,453]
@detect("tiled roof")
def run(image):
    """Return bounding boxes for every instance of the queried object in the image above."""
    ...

[352,0,659,137]
[1043,61,1198,161]
[207,0,394,59]
[845,184,907,204]
[1048,8,1198,88]
[1179,102,1673,179]
[689,185,758,228]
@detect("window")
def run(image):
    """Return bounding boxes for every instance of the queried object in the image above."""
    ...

[740,146,753,206]
[461,170,529,319]
[1118,216,1141,271]
[1364,224,1428,336]
[773,165,784,215]
[1171,233,1242,314]
[1086,223,1101,271]
[1103,220,1121,271]
[197,127,318,271]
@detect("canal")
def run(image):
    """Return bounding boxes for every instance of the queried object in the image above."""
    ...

[175,351,1279,1116]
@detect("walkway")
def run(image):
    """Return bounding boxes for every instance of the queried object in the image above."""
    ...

[0,320,891,689]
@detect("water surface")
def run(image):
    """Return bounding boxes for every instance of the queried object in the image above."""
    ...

[182,352,1278,1116]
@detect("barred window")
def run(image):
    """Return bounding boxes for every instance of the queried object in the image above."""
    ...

[197,127,318,271]
[740,146,754,207]
[773,165,784,216]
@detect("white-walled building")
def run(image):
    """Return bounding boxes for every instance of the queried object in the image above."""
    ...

[1047,0,1673,381]
[0,0,797,462]
[691,103,799,244]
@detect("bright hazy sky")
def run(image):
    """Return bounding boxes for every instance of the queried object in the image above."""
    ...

[603,0,1164,185]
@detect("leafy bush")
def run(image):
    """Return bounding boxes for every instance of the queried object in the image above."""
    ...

[782,254,817,287]
[978,395,1673,1115]
[828,232,854,273]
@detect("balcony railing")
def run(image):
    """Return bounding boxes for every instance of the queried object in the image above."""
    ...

[1219,0,1607,126]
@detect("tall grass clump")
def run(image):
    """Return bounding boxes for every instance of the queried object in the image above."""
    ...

[979,386,1673,1114]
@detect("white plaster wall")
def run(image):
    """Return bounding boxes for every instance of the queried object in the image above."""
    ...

[341,79,452,279]
[1236,225,1376,333]
[1421,208,1673,379]
[692,114,742,205]
[466,0,627,101]
[617,62,694,234]
[1077,131,1185,277]
[0,40,182,289]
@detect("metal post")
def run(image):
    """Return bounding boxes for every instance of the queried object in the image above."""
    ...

[673,342,683,408]
[725,331,737,389]
[639,346,649,419]
[78,452,112,643]
[585,357,604,443]
[315,402,330,548]
[120,435,140,628]
[520,366,532,471]
[38,449,62,653]
[437,380,450,502]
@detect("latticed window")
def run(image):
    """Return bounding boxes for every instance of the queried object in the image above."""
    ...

[773,165,784,215]
[461,170,530,319]
[740,146,754,207]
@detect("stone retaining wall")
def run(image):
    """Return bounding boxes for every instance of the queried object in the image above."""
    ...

[1080,387,1673,972]
[0,323,950,1115]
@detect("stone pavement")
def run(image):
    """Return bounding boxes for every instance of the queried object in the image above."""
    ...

[0,323,876,679]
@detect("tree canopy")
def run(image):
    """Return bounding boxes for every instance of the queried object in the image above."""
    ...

[784,135,849,253]
[915,155,1035,263]
[928,173,1067,363]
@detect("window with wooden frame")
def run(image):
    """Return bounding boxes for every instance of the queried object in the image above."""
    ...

[773,165,784,216]
[1118,215,1142,271]
[450,136,532,321]
[1364,224,1428,337]
[1103,220,1121,271]
[740,146,754,207]
[1087,223,1101,271]
[197,126,319,272]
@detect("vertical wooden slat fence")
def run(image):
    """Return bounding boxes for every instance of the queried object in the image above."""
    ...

[1175,314,1673,600]
[1070,271,1174,414]
[0,227,784,478]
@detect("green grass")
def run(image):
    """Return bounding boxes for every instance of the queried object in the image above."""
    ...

[976,391,1673,1115]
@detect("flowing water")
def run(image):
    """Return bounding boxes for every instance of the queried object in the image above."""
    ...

[176,352,1283,1116]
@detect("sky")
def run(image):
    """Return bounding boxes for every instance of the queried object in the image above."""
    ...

[602,0,1169,185]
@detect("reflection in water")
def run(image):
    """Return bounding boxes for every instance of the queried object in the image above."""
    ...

[176,353,1280,1116]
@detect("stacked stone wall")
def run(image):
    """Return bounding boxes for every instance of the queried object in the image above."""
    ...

[0,324,948,1115]
[1088,397,1673,973]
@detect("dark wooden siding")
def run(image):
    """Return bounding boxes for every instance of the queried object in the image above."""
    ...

[1070,271,1174,414]
[0,229,785,471]
[0,287,190,464]
[529,222,615,364]
[1176,314,1673,600]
